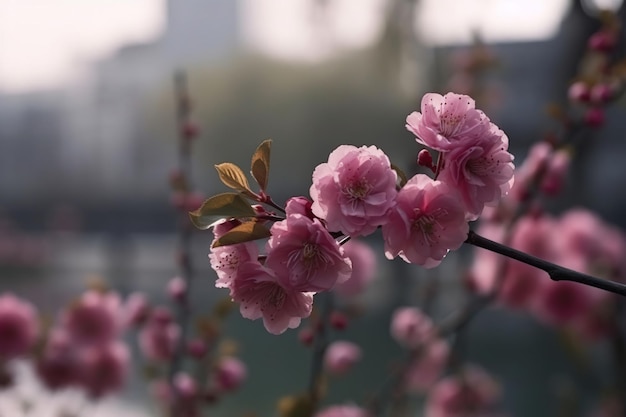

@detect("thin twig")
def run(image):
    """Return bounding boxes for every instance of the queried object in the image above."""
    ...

[465,230,626,296]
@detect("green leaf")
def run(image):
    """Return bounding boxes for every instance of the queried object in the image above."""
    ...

[189,193,256,230]
[215,163,253,194]
[212,221,272,248]
[391,163,408,188]
[251,139,272,192]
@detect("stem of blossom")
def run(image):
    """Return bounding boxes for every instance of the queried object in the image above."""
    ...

[168,71,196,416]
[308,292,334,410]
[465,230,626,297]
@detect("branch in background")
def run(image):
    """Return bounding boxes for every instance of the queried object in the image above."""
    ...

[465,231,626,297]
[168,70,198,416]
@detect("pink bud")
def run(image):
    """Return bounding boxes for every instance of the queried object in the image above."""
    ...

[174,372,198,399]
[417,149,435,171]
[167,276,187,302]
[186,339,208,359]
[590,83,614,104]
[588,31,616,52]
[540,150,570,196]
[390,307,434,349]
[214,357,247,392]
[584,107,605,127]
[324,341,362,376]
[185,192,204,211]
[330,311,349,331]
[181,121,199,140]
[124,292,150,327]
[298,327,315,347]
[568,82,590,103]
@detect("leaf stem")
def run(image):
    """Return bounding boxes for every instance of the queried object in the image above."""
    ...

[465,230,626,297]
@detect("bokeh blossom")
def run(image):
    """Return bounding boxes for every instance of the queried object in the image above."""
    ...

[0,294,39,360]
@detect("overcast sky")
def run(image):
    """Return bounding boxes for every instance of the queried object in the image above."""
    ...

[0,0,576,94]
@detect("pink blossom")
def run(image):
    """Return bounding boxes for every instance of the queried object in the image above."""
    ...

[79,341,129,398]
[405,339,450,393]
[285,196,315,219]
[173,372,198,399]
[139,310,180,362]
[425,367,500,417]
[315,405,371,417]
[324,340,362,376]
[266,214,352,292]
[390,307,434,349]
[382,175,469,268]
[230,261,313,334]
[497,215,556,309]
[511,142,551,202]
[540,150,570,195]
[36,330,81,390]
[213,356,247,392]
[310,145,398,237]
[209,241,259,290]
[62,290,122,346]
[438,124,514,219]
[333,239,377,298]
[0,293,39,359]
[167,276,187,302]
[406,92,491,152]
[531,281,595,326]
[555,209,625,277]
[123,292,150,327]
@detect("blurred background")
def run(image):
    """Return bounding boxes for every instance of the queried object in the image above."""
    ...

[0,0,625,416]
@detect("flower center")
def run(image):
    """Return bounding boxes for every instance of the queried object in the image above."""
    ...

[412,208,448,244]
[265,284,286,309]
[344,180,370,200]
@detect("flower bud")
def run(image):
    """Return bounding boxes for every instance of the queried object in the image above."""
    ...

[390,307,434,349]
[568,82,590,103]
[584,107,605,127]
[214,356,247,392]
[323,341,362,376]
[167,276,187,303]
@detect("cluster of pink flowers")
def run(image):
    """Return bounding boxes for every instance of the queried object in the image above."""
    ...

[390,307,450,393]
[470,206,625,337]
[207,92,514,334]
[35,290,130,398]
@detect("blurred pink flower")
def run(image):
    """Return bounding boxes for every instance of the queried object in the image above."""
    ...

[333,239,377,298]
[511,142,551,202]
[406,92,491,152]
[62,290,122,347]
[540,149,570,196]
[79,341,129,398]
[531,281,595,326]
[310,145,398,237]
[230,261,313,335]
[213,356,247,393]
[425,367,500,417]
[123,292,150,327]
[438,124,514,219]
[36,330,80,390]
[382,174,468,268]
[324,340,362,376]
[405,339,450,393]
[0,293,39,359]
[315,405,371,417]
[139,309,180,362]
[390,307,434,349]
[266,214,352,292]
